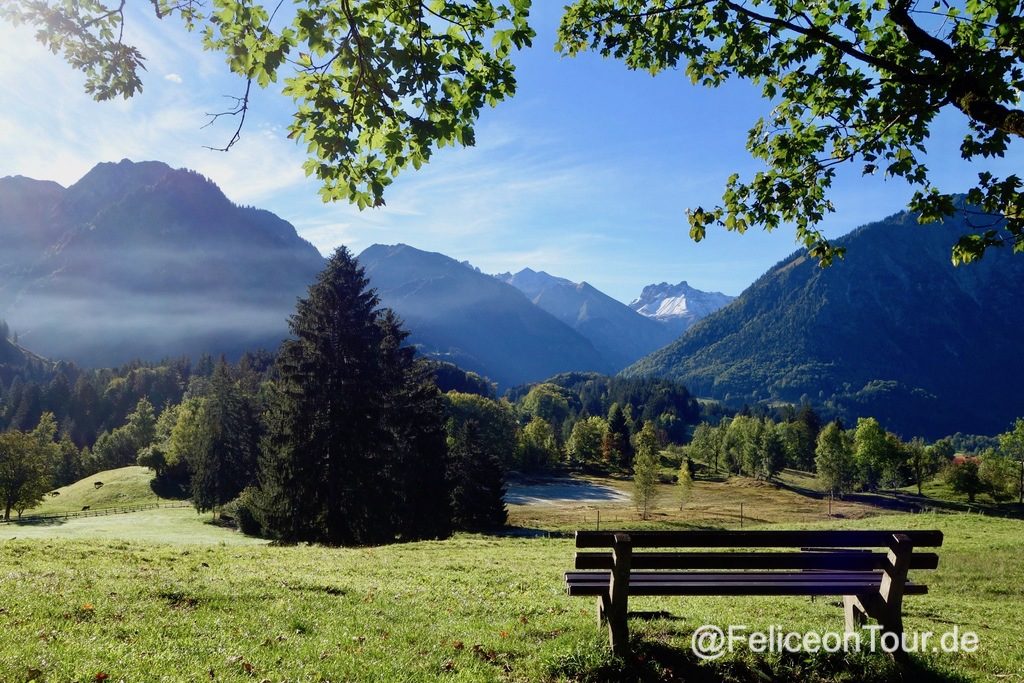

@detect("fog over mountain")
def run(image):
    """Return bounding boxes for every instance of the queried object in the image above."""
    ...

[360,245,613,388]
[0,159,706,383]
[0,160,325,365]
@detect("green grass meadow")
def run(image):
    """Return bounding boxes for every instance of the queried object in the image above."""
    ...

[28,467,162,515]
[1,509,1021,681]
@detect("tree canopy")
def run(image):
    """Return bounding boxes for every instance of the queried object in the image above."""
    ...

[6,0,1024,262]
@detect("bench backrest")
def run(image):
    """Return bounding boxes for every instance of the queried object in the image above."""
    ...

[574,530,942,572]
[575,530,943,548]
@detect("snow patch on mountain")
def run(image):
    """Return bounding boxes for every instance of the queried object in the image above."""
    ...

[629,281,734,333]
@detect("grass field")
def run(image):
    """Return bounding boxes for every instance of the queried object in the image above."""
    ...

[2,507,264,545]
[2,500,1022,681]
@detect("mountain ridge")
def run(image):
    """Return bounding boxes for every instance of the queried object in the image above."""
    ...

[494,267,679,369]
[0,159,326,365]
[628,280,735,335]
[360,244,614,388]
[623,206,1024,438]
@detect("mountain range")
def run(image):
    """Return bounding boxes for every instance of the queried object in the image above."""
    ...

[0,159,729,386]
[358,244,614,387]
[493,268,679,369]
[4,159,1023,437]
[624,206,1024,438]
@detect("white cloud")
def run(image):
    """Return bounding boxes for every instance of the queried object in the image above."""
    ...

[164,73,184,84]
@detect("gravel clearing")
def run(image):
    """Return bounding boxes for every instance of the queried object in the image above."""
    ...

[505,475,630,505]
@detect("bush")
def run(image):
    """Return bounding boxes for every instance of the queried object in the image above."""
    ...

[979,450,1017,501]
[228,487,263,537]
[944,459,984,503]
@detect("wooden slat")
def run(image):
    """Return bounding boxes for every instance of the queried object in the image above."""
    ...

[566,581,929,597]
[574,551,940,571]
[574,529,943,549]
[565,571,904,584]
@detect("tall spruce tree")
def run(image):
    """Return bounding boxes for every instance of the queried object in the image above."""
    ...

[256,247,451,545]
[375,310,452,540]
[189,361,260,513]
[447,420,507,531]
[605,403,632,468]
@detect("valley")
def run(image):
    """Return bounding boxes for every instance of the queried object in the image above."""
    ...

[3,161,1024,683]
[4,0,1024,677]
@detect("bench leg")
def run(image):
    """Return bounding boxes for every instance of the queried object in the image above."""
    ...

[607,604,629,657]
[841,535,912,660]
[597,595,608,628]
[843,595,867,633]
[607,533,632,657]
[878,534,910,658]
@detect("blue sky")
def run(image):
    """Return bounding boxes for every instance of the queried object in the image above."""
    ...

[2,3,1020,302]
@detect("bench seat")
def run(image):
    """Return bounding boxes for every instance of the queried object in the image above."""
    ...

[565,570,929,596]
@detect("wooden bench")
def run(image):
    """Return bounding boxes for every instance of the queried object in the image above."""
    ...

[564,529,943,656]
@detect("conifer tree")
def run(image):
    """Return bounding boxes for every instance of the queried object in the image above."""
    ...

[257,247,451,545]
[10,384,43,432]
[447,420,507,531]
[189,361,260,513]
[606,403,632,468]
[55,433,83,486]
[375,310,452,540]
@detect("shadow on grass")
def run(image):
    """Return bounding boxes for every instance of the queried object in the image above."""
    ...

[885,492,1024,520]
[548,638,971,683]
[775,474,1024,520]
[772,478,921,513]
[149,476,190,500]
[3,515,70,528]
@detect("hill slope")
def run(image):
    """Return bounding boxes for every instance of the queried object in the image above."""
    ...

[0,160,326,364]
[28,466,162,515]
[624,208,1024,438]
[0,334,52,386]
[359,244,612,388]
[495,268,677,369]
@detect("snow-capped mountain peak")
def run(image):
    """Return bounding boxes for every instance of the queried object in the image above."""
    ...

[629,281,734,333]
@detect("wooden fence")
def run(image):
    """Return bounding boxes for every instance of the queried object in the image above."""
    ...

[0,500,192,524]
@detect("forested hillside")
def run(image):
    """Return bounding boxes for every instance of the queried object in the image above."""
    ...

[625,207,1024,439]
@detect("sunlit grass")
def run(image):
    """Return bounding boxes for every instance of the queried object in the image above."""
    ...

[0,509,1020,681]
[28,466,162,515]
